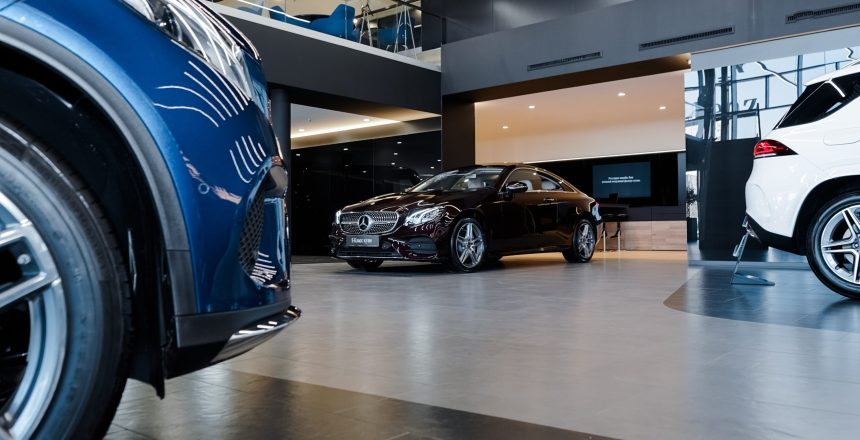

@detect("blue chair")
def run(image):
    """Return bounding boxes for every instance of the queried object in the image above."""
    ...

[308,4,356,39]
[269,5,311,28]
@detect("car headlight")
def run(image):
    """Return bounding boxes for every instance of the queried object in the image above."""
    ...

[405,207,444,227]
[121,0,267,116]
[335,210,342,225]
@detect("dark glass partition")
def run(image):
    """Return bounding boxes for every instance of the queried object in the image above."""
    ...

[291,131,441,255]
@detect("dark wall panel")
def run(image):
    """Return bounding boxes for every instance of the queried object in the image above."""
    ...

[291,131,442,255]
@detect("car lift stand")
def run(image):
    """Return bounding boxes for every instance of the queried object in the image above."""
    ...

[731,217,775,286]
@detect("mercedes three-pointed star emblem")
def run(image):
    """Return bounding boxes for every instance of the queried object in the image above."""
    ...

[358,214,373,232]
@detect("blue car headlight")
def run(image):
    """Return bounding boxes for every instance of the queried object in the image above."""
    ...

[404,207,444,227]
[121,0,266,116]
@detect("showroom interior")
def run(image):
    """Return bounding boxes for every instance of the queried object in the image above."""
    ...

[9,0,860,439]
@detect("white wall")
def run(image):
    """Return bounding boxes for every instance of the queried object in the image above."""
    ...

[475,71,686,163]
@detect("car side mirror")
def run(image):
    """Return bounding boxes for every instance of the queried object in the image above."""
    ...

[502,182,528,200]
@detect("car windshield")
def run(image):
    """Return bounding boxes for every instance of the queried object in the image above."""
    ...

[407,168,504,192]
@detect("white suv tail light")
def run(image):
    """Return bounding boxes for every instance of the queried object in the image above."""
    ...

[753,139,797,159]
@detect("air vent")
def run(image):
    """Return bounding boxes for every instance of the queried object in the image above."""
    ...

[527,52,602,71]
[787,3,860,23]
[639,26,735,50]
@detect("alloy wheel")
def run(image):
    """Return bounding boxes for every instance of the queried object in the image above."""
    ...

[0,191,67,440]
[455,222,485,269]
[577,223,596,259]
[819,205,860,285]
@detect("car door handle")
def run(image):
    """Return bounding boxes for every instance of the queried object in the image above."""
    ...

[543,198,556,203]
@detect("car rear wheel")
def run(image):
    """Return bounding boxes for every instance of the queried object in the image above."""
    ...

[448,218,486,273]
[808,193,860,299]
[563,219,596,263]
[0,119,131,439]
[346,259,384,271]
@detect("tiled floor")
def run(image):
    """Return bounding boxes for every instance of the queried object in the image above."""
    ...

[111,252,860,439]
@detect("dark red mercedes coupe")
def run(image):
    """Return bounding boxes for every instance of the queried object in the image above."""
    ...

[329,164,601,272]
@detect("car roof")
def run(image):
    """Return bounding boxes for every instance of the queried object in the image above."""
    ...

[805,60,860,86]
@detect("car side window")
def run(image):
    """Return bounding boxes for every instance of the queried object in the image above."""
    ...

[538,173,564,191]
[506,169,541,192]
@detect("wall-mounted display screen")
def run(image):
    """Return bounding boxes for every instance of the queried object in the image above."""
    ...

[592,162,652,198]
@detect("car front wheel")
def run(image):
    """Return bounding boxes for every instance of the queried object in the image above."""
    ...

[563,219,596,263]
[0,119,131,439]
[448,218,486,273]
[807,193,860,299]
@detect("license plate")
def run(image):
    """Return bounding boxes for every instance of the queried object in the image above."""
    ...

[346,235,379,247]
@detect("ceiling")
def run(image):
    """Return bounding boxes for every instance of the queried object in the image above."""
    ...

[475,71,687,163]
[476,71,684,138]
[290,104,397,138]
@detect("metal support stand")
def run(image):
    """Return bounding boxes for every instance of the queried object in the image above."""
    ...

[731,217,775,286]
[394,4,415,54]
[357,1,374,47]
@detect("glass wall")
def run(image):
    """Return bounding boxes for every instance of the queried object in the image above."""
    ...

[685,47,859,262]
[291,131,441,255]
[209,1,424,56]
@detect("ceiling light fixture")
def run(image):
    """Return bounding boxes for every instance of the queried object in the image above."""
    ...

[528,105,536,109]
[343,147,349,151]
[290,118,399,139]
[393,152,399,156]
[363,118,371,122]
[617,92,626,97]
[659,106,667,110]
[397,141,402,144]
[391,162,396,166]
[298,128,305,132]
[502,125,509,129]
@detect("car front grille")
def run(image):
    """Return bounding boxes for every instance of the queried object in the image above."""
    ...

[340,211,399,235]
[238,189,265,275]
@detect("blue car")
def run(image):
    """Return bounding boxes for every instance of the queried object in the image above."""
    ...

[0,0,298,438]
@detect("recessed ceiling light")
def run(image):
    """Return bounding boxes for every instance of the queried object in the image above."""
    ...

[298,128,305,132]
[528,105,536,109]
[502,125,509,129]
[363,118,371,122]
[659,106,667,110]
[362,170,367,174]
[430,166,435,169]
[393,152,398,156]
[617,92,626,97]
[295,153,301,157]
[343,147,349,151]
[391,162,396,166]
[437,159,441,162]
[397,141,403,144]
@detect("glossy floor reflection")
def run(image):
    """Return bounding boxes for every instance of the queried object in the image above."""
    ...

[113,253,860,439]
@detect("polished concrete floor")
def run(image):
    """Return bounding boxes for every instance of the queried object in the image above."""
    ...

[110,252,860,439]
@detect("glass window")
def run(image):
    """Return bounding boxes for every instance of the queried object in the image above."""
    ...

[408,167,503,192]
[505,169,541,192]
[538,173,563,191]
[777,72,860,128]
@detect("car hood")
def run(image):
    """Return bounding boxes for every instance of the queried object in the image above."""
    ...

[342,190,493,213]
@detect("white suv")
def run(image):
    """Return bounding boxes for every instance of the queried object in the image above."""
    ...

[745,63,860,299]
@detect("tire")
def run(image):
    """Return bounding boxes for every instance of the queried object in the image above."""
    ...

[563,219,596,263]
[346,259,384,271]
[0,119,131,439]
[807,193,860,299]
[448,218,486,273]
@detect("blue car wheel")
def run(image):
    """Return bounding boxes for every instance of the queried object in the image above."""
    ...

[0,119,131,439]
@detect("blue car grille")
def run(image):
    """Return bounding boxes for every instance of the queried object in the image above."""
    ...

[238,190,265,275]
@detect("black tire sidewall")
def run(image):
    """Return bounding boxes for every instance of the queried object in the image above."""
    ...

[808,193,860,299]
[448,218,485,273]
[0,125,128,438]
